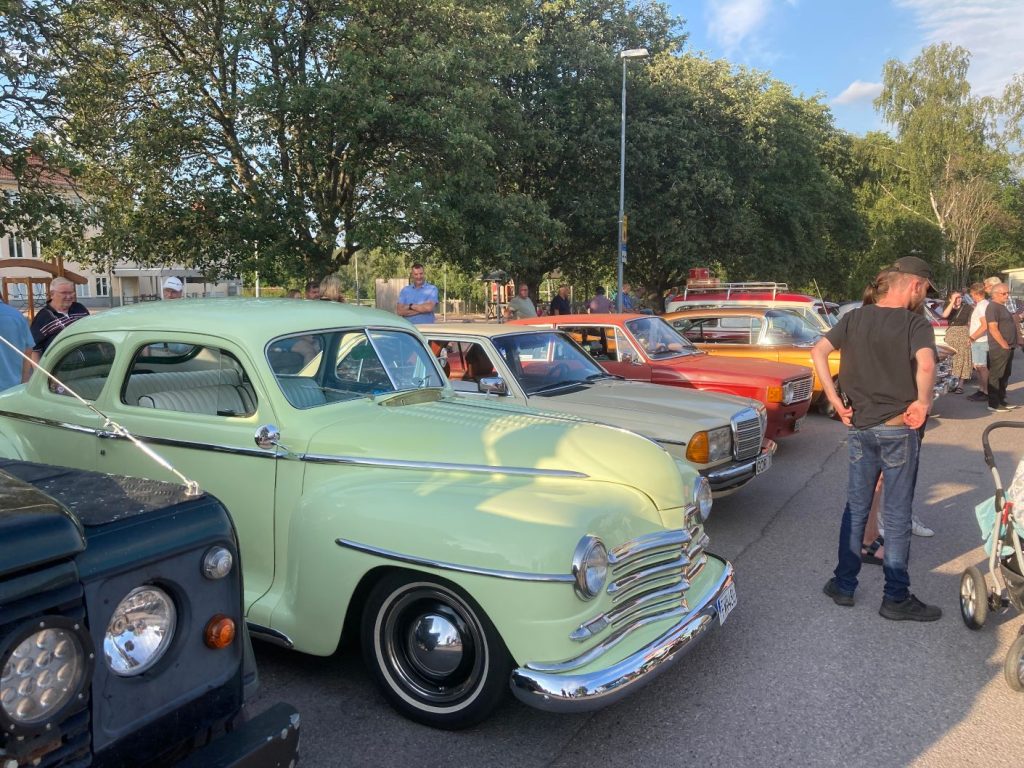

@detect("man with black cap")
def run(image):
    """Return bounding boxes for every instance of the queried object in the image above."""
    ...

[810,255,941,622]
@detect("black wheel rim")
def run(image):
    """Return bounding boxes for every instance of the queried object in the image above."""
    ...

[377,585,487,706]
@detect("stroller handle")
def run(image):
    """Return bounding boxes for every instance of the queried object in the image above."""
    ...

[981,421,1024,470]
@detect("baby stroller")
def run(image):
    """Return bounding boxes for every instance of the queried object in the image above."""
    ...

[959,421,1024,690]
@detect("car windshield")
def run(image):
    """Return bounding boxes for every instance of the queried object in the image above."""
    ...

[266,328,445,408]
[763,310,822,346]
[491,332,611,394]
[624,317,699,359]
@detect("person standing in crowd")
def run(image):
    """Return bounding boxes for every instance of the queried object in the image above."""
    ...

[985,282,1021,413]
[812,256,940,622]
[30,277,90,360]
[619,283,635,311]
[941,291,973,393]
[588,286,613,314]
[162,276,184,299]
[505,283,537,320]
[305,280,321,300]
[966,282,991,402]
[396,263,438,325]
[549,285,572,315]
[319,274,346,303]
[0,295,34,389]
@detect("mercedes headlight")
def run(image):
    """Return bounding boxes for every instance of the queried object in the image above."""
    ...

[1,619,91,727]
[781,381,795,405]
[692,476,713,521]
[104,586,177,676]
[571,536,608,600]
[685,427,731,463]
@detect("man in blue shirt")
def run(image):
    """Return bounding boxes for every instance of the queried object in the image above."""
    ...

[0,296,34,390]
[396,263,438,324]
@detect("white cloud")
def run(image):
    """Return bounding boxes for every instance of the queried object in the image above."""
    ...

[706,0,773,53]
[895,0,1024,97]
[833,80,884,105]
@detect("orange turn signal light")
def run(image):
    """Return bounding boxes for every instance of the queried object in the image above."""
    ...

[685,431,710,463]
[766,385,783,403]
[204,614,236,649]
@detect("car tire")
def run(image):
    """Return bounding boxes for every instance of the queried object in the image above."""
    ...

[361,572,512,729]
[959,566,988,630]
[1003,634,1024,692]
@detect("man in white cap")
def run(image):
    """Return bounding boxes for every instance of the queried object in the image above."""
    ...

[162,276,184,300]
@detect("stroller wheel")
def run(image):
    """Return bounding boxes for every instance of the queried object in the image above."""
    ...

[959,567,989,630]
[1003,635,1024,692]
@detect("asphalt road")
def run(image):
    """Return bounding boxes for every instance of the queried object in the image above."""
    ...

[249,367,1024,768]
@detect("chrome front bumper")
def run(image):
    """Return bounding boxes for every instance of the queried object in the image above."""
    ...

[509,557,735,713]
[701,440,776,495]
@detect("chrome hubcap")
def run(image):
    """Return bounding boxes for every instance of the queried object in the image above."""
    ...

[407,613,463,678]
[961,576,975,618]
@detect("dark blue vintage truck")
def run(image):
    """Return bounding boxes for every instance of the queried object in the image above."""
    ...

[0,458,299,767]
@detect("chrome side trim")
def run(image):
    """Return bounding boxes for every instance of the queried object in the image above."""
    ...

[511,558,734,712]
[0,409,100,435]
[335,538,575,583]
[306,453,587,478]
[246,623,294,649]
[607,529,690,565]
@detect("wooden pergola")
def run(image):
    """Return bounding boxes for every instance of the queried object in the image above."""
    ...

[0,257,88,321]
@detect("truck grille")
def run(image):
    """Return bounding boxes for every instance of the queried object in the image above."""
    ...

[789,375,813,404]
[0,579,91,767]
[732,408,763,460]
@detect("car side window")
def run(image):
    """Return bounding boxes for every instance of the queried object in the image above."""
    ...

[559,326,619,362]
[123,344,257,417]
[48,342,116,400]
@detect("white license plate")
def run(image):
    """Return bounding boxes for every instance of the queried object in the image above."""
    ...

[716,583,737,626]
[793,416,805,432]
[755,452,771,475]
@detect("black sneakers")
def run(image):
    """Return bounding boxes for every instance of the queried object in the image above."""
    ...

[879,594,942,622]
[823,579,854,607]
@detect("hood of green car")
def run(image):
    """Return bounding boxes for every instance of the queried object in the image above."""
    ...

[302,392,691,511]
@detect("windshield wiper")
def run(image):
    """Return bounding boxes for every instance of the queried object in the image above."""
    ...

[532,380,587,394]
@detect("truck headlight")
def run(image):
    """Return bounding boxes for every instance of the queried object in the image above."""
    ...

[104,586,177,676]
[1,619,91,726]
[685,427,731,463]
[571,536,608,600]
[692,476,713,521]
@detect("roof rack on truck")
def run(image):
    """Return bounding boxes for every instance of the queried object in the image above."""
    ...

[683,281,790,300]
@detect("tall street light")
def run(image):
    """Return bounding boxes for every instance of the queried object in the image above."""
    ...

[617,47,649,312]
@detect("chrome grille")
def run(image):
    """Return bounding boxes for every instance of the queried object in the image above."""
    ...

[732,408,763,460]
[569,528,692,644]
[686,524,710,582]
[789,375,813,404]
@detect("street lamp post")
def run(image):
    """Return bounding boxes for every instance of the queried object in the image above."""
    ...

[617,47,649,313]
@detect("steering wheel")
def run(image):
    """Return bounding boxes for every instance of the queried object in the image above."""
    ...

[550,362,571,380]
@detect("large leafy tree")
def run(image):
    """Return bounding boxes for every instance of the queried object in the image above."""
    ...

[21,0,520,279]
[874,43,1016,287]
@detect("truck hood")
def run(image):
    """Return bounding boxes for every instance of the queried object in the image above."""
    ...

[657,353,810,386]
[0,464,85,578]
[301,391,691,511]
[527,378,755,445]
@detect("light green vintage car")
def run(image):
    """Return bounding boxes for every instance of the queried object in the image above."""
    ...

[0,300,736,729]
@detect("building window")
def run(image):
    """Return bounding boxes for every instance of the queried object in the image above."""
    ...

[94,277,109,297]
[76,283,89,299]
[7,236,21,259]
[32,240,41,259]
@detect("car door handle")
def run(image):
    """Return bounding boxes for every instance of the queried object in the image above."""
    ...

[97,430,119,439]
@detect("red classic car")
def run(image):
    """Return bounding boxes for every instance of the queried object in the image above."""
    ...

[511,314,814,439]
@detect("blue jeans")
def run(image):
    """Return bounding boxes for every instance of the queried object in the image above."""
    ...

[833,425,922,602]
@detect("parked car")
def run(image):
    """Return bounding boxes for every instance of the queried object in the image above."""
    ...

[511,314,814,439]
[422,324,774,496]
[0,458,299,767]
[0,300,736,729]
[664,282,838,330]
[663,307,840,411]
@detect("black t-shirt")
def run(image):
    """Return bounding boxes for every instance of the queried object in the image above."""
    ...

[948,303,973,326]
[825,305,936,429]
[986,301,1020,350]
[549,295,572,315]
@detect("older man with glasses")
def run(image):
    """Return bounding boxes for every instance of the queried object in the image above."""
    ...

[30,277,90,361]
[985,282,1022,413]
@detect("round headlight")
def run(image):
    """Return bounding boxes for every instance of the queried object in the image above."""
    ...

[692,476,713,521]
[1,619,90,727]
[104,586,177,676]
[571,536,608,600]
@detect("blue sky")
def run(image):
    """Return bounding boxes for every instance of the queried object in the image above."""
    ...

[667,0,1024,134]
